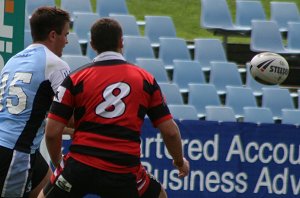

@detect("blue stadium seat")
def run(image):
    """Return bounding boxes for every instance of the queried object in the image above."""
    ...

[26,0,55,16]
[136,58,169,83]
[209,61,243,95]
[194,38,227,72]
[159,37,191,70]
[287,22,300,51]
[96,0,128,17]
[225,86,257,119]
[73,12,100,45]
[270,1,300,32]
[168,104,199,120]
[172,60,206,93]
[61,55,91,72]
[63,32,82,55]
[61,0,93,22]
[205,106,236,122]
[144,16,177,47]
[200,0,250,43]
[250,20,300,54]
[86,41,97,60]
[281,109,300,126]
[123,36,155,64]
[159,83,184,105]
[188,83,221,119]
[24,10,30,30]
[24,30,32,48]
[243,107,274,124]
[262,87,295,120]
[110,14,140,36]
[235,0,266,29]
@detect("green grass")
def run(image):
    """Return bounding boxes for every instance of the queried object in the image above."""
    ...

[56,0,300,43]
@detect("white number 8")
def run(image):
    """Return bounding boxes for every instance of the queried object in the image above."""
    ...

[95,82,130,118]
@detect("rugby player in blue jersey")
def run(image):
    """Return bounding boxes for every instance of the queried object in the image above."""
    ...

[0,7,71,198]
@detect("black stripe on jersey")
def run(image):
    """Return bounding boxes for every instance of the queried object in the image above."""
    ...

[138,105,147,120]
[71,80,84,96]
[14,80,54,153]
[74,106,85,121]
[70,144,140,167]
[61,76,73,89]
[77,121,140,143]
[49,101,73,121]
[143,79,160,96]
[147,103,170,123]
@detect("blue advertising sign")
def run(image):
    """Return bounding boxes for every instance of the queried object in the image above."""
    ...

[140,120,300,198]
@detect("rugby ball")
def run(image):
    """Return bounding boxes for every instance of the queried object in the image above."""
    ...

[249,52,289,85]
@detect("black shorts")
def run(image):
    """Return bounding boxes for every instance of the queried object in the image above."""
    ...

[0,146,49,198]
[43,157,161,198]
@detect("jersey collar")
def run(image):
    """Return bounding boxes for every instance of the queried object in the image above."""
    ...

[93,51,125,62]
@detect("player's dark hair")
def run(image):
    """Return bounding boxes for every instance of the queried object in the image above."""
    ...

[90,18,123,53]
[30,7,70,42]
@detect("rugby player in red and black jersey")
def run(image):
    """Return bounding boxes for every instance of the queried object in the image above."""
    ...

[38,18,189,198]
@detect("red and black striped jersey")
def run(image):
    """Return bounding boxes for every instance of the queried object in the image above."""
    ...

[48,55,172,173]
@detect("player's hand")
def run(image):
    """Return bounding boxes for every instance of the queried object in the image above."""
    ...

[173,157,190,178]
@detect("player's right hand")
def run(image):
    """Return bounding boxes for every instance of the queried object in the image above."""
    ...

[173,157,190,178]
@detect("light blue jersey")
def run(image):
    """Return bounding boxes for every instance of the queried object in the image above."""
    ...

[0,44,70,154]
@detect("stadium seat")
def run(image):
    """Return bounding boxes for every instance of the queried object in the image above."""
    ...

[158,83,184,105]
[282,109,300,126]
[63,32,82,55]
[158,37,191,70]
[61,55,91,72]
[262,87,295,120]
[86,42,97,60]
[123,36,155,64]
[144,16,177,47]
[168,104,199,120]
[24,30,32,48]
[24,10,30,30]
[245,63,279,97]
[225,86,257,119]
[194,38,227,72]
[26,0,55,16]
[287,22,300,51]
[73,12,100,45]
[200,0,250,43]
[172,60,206,93]
[250,20,300,54]
[209,61,243,95]
[96,0,128,17]
[243,107,274,124]
[270,1,300,32]
[188,83,221,119]
[136,58,169,83]
[235,0,266,29]
[61,0,93,22]
[205,106,236,122]
[109,14,140,36]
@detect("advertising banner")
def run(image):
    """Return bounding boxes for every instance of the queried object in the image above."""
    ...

[0,0,25,68]
[141,119,300,198]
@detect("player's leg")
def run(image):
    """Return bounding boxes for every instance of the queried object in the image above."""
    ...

[0,147,31,197]
[29,167,51,198]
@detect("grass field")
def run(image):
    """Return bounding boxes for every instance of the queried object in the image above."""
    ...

[55,0,300,43]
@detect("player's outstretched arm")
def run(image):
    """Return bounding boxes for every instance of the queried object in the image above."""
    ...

[157,119,190,177]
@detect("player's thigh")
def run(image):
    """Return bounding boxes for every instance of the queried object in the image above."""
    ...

[42,157,89,198]
[0,147,31,197]
[140,176,163,198]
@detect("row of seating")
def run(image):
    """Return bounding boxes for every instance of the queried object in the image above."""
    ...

[159,82,297,120]
[201,0,300,43]
[169,104,300,126]
[26,0,129,19]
